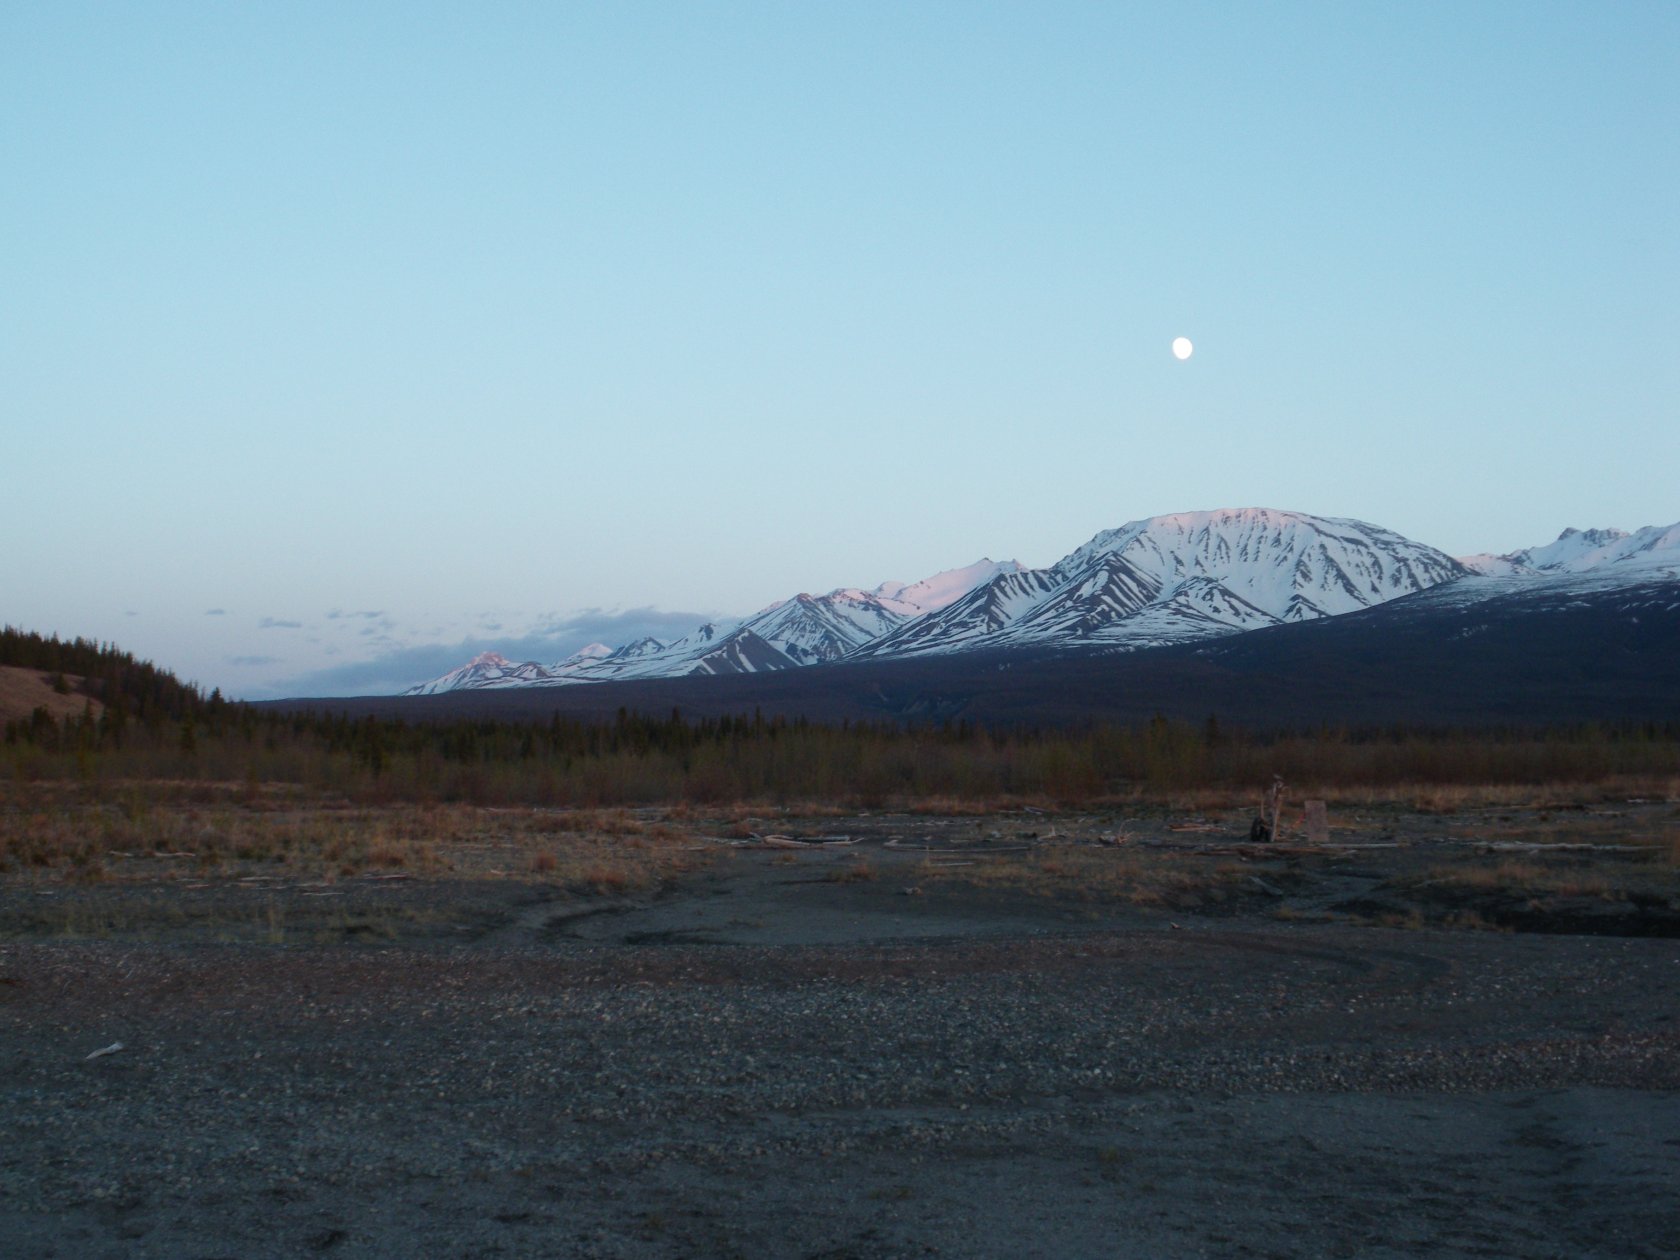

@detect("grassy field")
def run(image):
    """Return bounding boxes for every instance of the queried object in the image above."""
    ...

[3,770,1675,947]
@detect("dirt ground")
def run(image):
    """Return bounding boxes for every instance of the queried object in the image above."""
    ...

[2,802,1678,1258]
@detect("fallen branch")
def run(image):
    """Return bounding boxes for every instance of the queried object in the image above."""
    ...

[756,834,815,849]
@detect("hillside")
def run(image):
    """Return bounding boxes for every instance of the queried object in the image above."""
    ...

[0,665,105,724]
[0,626,205,722]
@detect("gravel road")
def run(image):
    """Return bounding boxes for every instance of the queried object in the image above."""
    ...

[3,836,1679,1258]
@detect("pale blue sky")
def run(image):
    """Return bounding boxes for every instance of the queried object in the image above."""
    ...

[4,1,1675,698]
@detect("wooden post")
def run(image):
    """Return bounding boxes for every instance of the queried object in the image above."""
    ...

[1267,776,1285,844]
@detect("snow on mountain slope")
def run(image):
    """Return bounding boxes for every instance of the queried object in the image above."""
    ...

[403,652,563,696]
[869,559,1026,616]
[402,511,1679,695]
[564,559,1024,679]
[861,508,1468,658]
[401,559,1021,693]
[860,569,1065,657]
[738,591,907,665]
[685,628,797,676]
[1459,523,1680,577]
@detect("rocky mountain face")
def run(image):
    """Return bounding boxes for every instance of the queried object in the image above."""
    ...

[856,509,1468,658]
[403,508,1679,695]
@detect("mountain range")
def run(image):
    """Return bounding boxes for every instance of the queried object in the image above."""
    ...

[405,508,1680,699]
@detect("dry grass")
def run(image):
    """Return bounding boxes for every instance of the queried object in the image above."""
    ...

[0,665,104,724]
[826,855,878,883]
[902,795,1059,816]
[1118,776,1680,816]
[1330,777,1680,813]
[1401,857,1665,902]
[0,781,706,890]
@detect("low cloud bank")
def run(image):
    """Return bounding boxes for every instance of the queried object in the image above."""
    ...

[257,607,720,700]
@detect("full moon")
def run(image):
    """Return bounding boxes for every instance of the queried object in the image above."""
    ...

[1171,336,1194,361]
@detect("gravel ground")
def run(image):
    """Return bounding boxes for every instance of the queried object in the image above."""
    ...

[3,822,1679,1258]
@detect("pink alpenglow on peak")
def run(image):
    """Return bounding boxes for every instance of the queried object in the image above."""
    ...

[870,559,1027,616]
[401,507,1680,694]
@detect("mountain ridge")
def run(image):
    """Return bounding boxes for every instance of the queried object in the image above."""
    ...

[404,508,1679,697]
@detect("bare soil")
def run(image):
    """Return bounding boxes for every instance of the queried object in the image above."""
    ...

[2,802,1678,1258]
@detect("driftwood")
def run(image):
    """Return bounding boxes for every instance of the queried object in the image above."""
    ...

[754,834,861,849]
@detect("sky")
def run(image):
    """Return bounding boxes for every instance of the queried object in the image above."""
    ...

[3,1,1676,699]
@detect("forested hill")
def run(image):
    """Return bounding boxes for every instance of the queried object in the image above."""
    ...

[0,626,209,722]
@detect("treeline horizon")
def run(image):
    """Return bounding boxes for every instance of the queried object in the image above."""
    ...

[8,700,1679,807]
[5,626,1677,806]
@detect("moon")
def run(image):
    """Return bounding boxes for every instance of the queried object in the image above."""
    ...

[1171,336,1193,361]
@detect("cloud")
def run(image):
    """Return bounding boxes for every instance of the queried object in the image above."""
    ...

[205,608,227,616]
[326,609,385,621]
[229,654,281,666]
[261,606,719,699]
[522,607,719,649]
[258,617,304,630]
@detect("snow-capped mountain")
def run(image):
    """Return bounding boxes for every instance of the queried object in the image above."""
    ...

[870,559,1027,617]
[401,559,1021,694]
[1459,523,1680,578]
[403,651,561,696]
[736,559,1027,666]
[403,508,1679,695]
[857,509,1468,658]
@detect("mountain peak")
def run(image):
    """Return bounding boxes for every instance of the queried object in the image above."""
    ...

[401,507,1680,696]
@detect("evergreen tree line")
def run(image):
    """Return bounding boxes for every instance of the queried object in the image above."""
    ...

[6,691,1678,807]
[5,627,1675,805]
[0,625,215,725]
